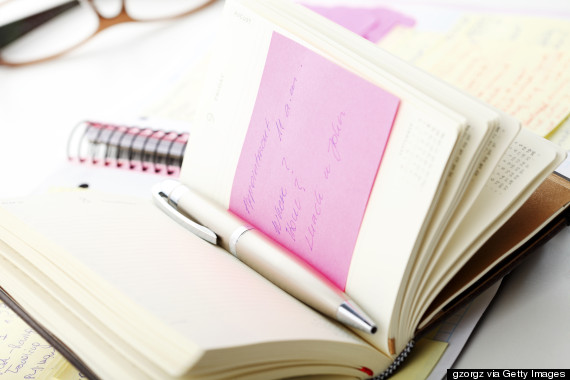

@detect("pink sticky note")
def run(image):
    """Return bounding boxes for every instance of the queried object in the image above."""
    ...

[365,9,416,42]
[305,6,416,43]
[307,6,379,38]
[229,32,399,289]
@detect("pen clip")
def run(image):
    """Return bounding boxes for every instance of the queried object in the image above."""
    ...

[152,180,218,245]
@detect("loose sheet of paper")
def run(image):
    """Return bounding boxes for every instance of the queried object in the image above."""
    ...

[548,116,570,151]
[229,32,399,289]
[303,5,415,43]
[379,14,570,137]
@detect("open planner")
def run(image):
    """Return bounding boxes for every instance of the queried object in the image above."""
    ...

[0,0,569,379]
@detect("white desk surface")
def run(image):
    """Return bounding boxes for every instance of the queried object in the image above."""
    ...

[1,0,569,372]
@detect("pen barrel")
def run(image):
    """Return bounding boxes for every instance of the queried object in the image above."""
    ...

[174,186,376,331]
[236,230,345,318]
[177,190,241,252]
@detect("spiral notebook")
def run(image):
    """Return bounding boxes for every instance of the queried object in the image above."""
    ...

[36,120,190,197]
[67,120,189,176]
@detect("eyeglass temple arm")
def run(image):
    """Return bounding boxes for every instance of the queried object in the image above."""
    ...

[0,1,79,50]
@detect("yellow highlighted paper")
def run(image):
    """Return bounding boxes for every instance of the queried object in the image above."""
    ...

[0,301,82,379]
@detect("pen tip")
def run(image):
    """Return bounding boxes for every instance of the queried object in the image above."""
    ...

[337,302,378,334]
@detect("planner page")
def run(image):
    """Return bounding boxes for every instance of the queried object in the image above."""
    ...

[0,191,386,378]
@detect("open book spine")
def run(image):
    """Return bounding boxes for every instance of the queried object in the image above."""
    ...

[67,121,189,176]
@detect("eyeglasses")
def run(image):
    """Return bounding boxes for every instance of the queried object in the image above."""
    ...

[0,0,217,66]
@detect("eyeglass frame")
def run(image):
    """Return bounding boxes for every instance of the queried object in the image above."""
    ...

[0,0,218,66]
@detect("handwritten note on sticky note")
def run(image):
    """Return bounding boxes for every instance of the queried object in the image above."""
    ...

[229,32,399,289]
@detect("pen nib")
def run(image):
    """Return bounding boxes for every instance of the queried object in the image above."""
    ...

[336,302,378,334]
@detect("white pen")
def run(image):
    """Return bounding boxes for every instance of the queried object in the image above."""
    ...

[152,179,378,334]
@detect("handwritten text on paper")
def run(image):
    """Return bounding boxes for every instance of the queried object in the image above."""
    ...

[0,302,63,379]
